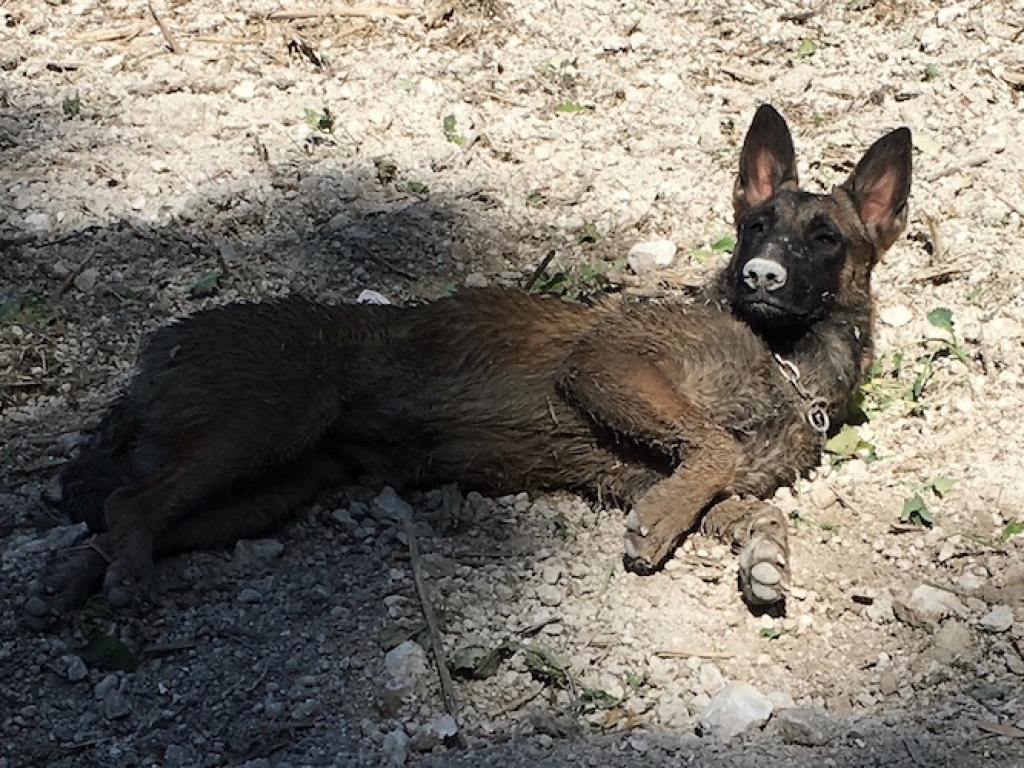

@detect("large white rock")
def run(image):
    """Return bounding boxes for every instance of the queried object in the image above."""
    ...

[699,682,773,740]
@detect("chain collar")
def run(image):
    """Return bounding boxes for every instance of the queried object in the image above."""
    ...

[774,354,830,435]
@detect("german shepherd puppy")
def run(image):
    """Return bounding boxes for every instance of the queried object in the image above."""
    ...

[33,105,911,624]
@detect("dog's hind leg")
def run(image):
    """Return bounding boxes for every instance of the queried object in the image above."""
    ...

[701,496,790,607]
[154,450,351,556]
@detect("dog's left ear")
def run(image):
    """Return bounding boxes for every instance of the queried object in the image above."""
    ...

[842,127,913,254]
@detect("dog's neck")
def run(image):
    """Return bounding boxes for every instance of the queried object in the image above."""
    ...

[703,277,873,416]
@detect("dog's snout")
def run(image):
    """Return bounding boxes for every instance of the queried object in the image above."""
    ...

[742,258,788,292]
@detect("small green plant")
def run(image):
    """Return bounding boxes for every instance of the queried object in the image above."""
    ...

[0,295,45,324]
[522,644,573,688]
[190,270,222,298]
[819,520,840,533]
[526,190,548,207]
[760,627,788,640]
[901,476,955,528]
[555,101,590,115]
[824,424,877,464]
[624,669,647,690]
[304,107,334,133]
[406,180,429,196]
[925,307,969,363]
[1003,521,1024,541]
[530,259,624,303]
[797,39,817,58]
[576,222,602,244]
[692,233,736,263]
[63,91,81,118]
[910,307,969,402]
[442,114,466,146]
[922,64,940,82]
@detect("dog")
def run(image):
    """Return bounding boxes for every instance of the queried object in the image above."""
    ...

[30,104,911,625]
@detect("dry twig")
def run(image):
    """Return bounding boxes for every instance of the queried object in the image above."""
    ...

[266,6,418,21]
[405,520,468,749]
[924,153,990,182]
[523,250,556,292]
[654,649,733,660]
[148,1,182,53]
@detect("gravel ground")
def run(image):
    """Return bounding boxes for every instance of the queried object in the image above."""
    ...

[2,0,1024,766]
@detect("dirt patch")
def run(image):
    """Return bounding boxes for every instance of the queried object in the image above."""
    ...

[2,0,1024,766]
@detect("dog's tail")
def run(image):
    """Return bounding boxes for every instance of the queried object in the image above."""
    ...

[61,399,140,533]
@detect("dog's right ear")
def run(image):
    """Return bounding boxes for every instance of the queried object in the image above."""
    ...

[734,104,799,223]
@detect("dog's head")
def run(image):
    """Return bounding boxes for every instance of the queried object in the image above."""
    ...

[722,104,912,336]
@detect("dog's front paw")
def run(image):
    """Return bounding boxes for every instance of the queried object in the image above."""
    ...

[622,508,681,575]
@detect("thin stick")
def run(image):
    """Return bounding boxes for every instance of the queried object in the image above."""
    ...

[924,154,989,183]
[57,253,96,297]
[718,64,766,84]
[70,24,144,43]
[523,250,556,292]
[923,213,945,263]
[826,481,864,517]
[651,651,733,663]
[494,685,545,718]
[267,6,418,21]
[148,1,182,53]
[995,194,1024,219]
[405,521,468,749]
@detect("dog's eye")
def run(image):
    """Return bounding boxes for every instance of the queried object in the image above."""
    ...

[815,232,839,248]
[746,218,767,236]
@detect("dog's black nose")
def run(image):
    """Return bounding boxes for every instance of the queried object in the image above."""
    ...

[742,258,788,292]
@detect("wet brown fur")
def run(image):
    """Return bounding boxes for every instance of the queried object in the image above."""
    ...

[46,105,912,615]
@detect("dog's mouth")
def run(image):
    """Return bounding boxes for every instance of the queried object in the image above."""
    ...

[737,296,798,319]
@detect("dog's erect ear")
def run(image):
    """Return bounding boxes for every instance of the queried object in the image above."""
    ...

[733,104,799,223]
[842,126,912,255]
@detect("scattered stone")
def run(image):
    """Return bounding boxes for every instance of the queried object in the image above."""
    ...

[74,268,99,293]
[382,640,428,714]
[536,585,563,607]
[356,289,391,305]
[541,565,561,585]
[23,212,50,229]
[809,483,837,511]
[878,672,899,696]
[895,584,969,626]
[773,707,833,746]
[233,539,285,566]
[936,4,967,26]
[979,605,1014,633]
[697,662,726,696]
[64,655,89,682]
[232,80,257,101]
[382,727,409,765]
[627,239,676,273]
[103,685,132,720]
[879,305,914,327]
[237,588,263,604]
[827,694,852,715]
[374,487,413,522]
[698,682,773,741]
[464,273,489,288]
[94,674,118,700]
[933,619,973,657]
[865,596,895,624]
